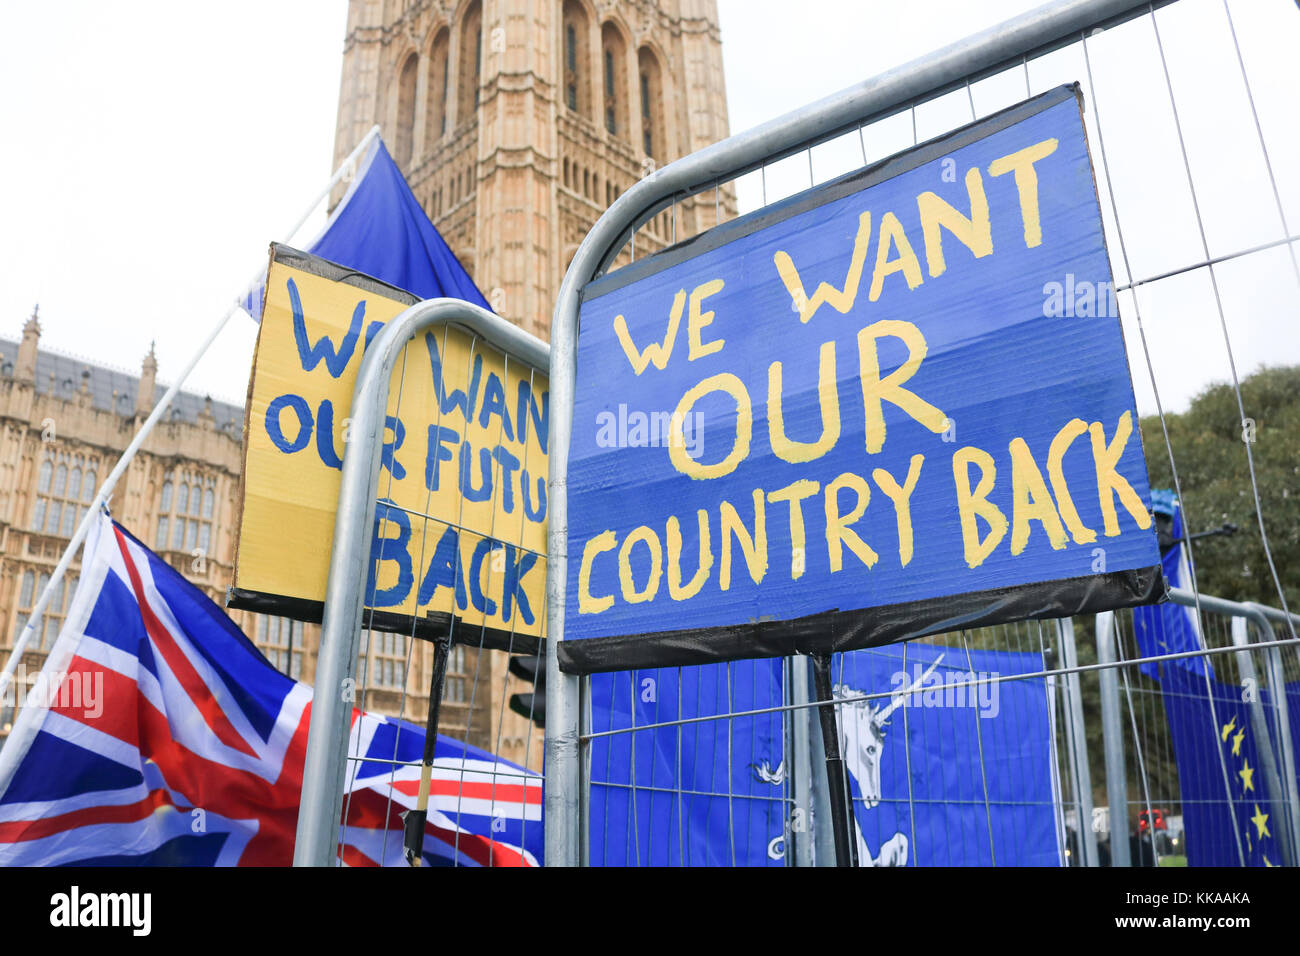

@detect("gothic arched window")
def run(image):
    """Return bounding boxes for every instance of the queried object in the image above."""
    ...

[637,46,666,161]
[394,52,418,169]
[427,28,450,144]
[601,22,628,139]
[562,1,590,119]
[457,1,483,124]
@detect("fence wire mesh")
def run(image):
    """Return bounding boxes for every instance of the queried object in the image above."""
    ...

[566,0,1299,867]
[330,317,549,867]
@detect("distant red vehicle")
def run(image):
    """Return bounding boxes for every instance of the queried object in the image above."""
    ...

[1138,808,1167,833]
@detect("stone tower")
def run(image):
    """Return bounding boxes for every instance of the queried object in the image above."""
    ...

[330,0,733,770]
[331,0,734,342]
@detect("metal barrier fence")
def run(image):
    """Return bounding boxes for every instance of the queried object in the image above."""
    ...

[294,298,549,866]
[579,592,1300,867]
[546,0,1299,866]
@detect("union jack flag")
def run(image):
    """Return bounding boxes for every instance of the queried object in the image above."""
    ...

[0,513,542,866]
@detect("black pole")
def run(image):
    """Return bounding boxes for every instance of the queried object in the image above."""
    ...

[402,631,452,866]
[810,652,858,867]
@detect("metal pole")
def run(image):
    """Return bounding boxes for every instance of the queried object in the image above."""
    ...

[1095,611,1130,867]
[809,653,858,867]
[789,655,815,867]
[1230,617,1298,867]
[1058,618,1098,866]
[543,0,1173,866]
[402,632,451,866]
[293,298,547,867]
[0,124,382,708]
[1248,607,1300,867]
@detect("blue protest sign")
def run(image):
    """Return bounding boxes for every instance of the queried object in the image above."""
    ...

[562,86,1164,673]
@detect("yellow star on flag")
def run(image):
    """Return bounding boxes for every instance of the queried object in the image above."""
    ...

[1221,716,1237,743]
[1251,804,1270,840]
[1239,759,1255,794]
[1231,728,1246,757]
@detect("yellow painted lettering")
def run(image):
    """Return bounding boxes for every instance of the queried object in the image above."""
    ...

[1089,411,1154,536]
[857,320,948,454]
[720,490,768,590]
[1047,417,1096,544]
[613,288,686,374]
[823,472,878,572]
[669,373,752,479]
[767,479,820,580]
[917,167,993,278]
[988,139,1059,248]
[868,211,924,302]
[666,510,712,600]
[953,446,1008,568]
[687,278,726,360]
[768,340,841,463]
[578,530,617,614]
[1009,437,1068,555]
[618,526,663,604]
[871,453,924,566]
[773,211,871,324]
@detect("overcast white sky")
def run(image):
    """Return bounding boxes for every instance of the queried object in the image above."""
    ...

[1,0,1296,414]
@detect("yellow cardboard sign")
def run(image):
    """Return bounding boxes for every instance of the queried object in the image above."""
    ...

[232,246,548,639]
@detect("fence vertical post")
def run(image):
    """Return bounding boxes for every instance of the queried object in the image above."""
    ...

[805,660,835,866]
[1258,641,1300,868]
[790,655,816,867]
[1095,611,1129,867]
[1231,617,1298,866]
[810,653,858,867]
[1058,618,1098,866]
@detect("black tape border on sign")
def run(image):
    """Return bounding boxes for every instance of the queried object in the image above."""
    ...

[269,242,423,303]
[226,588,544,657]
[555,566,1166,675]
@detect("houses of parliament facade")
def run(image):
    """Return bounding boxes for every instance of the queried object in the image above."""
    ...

[0,0,732,771]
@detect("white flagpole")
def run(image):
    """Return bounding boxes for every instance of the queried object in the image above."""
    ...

[0,125,382,708]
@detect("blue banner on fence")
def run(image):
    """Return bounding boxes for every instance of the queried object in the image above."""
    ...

[1133,489,1212,680]
[588,659,787,866]
[834,642,1062,866]
[563,85,1162,671]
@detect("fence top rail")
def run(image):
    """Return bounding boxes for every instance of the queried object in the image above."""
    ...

[587,0,1176,275]
[1167,588,1300,630]
[577,631,1300,742]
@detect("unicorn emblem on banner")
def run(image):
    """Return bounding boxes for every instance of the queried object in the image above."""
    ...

[833,654,943,866]
[754,654,943,866]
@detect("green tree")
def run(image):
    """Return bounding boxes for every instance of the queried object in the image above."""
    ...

[1140,364,1300,612]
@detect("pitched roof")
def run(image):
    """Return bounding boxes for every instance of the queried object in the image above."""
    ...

[0,337,244,434]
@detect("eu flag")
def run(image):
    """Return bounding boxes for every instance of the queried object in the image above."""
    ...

[1160,663,1291,867]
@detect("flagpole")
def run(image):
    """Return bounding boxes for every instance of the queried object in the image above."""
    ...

[0,125,382,708]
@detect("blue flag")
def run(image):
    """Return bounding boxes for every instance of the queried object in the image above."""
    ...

[588,659,787,866]
[588,641,1062,866]
[834,642,1062,866]
[1133,490,1212,679]
[244,137,489,318]
[1160,663,1288,867]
